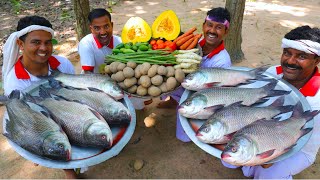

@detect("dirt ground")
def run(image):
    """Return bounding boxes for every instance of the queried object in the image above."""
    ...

[1,0,320,179]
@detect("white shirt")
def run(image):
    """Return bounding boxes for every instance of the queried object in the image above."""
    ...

[78,34,122,73]
[267,65,320,163]
[4,55,75,96]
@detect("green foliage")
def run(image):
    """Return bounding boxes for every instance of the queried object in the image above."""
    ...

[10,0,21,14]
[60,9,72,21]
[52,38,58,45]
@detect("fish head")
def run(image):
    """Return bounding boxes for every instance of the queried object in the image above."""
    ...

[43,132,72,161]
[178,95,207,118]
[101,81,124,100]
[181,72,207,90]
[118,109,131,125]
[85,122,113,148]
[196,119,226,144]
[221,135,256,165]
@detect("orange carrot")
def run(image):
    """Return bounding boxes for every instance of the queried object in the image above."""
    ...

[179,37,195,50]
[186,34,202,50]
[176,34,194,47]
[173,27,197,43]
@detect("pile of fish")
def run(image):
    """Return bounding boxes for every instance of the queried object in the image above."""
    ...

[179,67,318,166]
[2,72,132,161]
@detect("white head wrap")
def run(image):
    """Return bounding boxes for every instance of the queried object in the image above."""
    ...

[281,38,320,56]
[2,25,54,90]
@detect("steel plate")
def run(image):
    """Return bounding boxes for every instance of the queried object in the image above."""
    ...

[3,80,136,169]
[179,66,313,164]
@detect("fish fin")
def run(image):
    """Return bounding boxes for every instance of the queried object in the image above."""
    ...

[88,87,104,93]
[256,149,275,159]
[267,89,291,98]
[39,86,53,99]
[271,116,282,121]
[299,128,313,138]
[262,79,291,96]
[227,101,244,107]
[252,98,269,106]
[204,105,224,112]
[249,66,269,79]
[284,144,296,152]
[224,132,236,141]
[277,105,294,115]
[270,96,285,107]
[39,105,60,122]
[48,78,64,89]
[64,85,86,91]
[89,108,105,121]
[23,93,40,103]
[40,110,51,118]
[203,82,219,88]
[8,90,22,99]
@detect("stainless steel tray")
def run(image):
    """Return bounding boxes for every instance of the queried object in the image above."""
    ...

[3,80,136,169]
[179,66,313,164]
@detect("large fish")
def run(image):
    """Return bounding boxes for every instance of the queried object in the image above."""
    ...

[24,92,113,149]
[39,80,131,126]
[221,104,319,166]
[196,97,293,144]
[2,90,71,161]
[178,81,290,119]
[181,67,267,91]
[46,71,124,100]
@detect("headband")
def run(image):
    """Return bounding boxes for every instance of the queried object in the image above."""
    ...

[2,25,54,91]
[205,15,230,29]
[281,38,320,56]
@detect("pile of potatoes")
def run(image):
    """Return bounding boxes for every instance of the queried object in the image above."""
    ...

[104,61,185,97]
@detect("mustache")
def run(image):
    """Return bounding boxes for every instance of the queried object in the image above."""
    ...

[282,63,302,70]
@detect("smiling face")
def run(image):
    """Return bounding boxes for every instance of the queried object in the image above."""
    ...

[17,30,53,64]
[281,48,320,84]
[202,19,228,48]
[90,15,113,46]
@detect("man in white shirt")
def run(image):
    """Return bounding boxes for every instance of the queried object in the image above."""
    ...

[2,15,76,179]
[222,25,320,179]
[78,8,121,73]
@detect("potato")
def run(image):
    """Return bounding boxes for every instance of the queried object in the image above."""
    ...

[147,64,159,78]
[104,65,112,74]
[139,75,151,88]
[137,85,147,96]
[117,63,126,71]
[111,74,116,81]
[151,75,163,86]
[166,77,177,91]
[148,86,161,97]
[124,77,137,88]
[135,65,142,78]
[114,71,125,82]
[175,68,185,83]
[118,82,127,89]
[141,62,151,75]
[128,85,137,93]
[123,67,135,78]
[159,82,168,93]
[110,62,120,73]
[127,61,137,69]
[157,65,167,76]
[166,66,175,77]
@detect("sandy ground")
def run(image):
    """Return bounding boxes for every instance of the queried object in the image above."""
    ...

[1,0,320,178]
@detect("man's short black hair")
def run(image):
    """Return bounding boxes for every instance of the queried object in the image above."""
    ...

[284,25,320,43]
[88,8,111,23]
[17,15,52,41]
[206,7,231,23]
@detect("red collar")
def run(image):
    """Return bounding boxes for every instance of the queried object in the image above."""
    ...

[15,56,61,79]
[93,34,114,49]
[275,66,319,97]
[199,39,225,58]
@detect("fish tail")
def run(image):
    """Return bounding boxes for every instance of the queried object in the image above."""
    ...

[298,128,313,139]
[270,96,285,107]
[48,78,64,89]
[8,90,22,99]
[250,66,269,79]
[277,105,295,114]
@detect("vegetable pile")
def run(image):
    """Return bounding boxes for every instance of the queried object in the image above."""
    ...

[103,61,185,97]
[173,49,201,73]
[174,27,202,50]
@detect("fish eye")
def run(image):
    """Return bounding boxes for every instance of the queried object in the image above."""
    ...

[204,127,209,133]
[49,148,53,152]
[101,135,106,140]
[58,144,64,149]
[231,147,237,153]
[185,101,191,106]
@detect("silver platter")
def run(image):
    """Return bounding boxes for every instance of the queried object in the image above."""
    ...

[179,66,313,164]
[4,80,136,169]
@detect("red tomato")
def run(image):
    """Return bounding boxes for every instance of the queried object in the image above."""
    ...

[164,40,172,46]
[150,39,156,45]
[157,43,165,49]
[156,39,164,45]
[152,44,158,50]
[167,42,177,51]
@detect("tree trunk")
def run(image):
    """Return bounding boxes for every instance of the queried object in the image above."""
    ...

[225,0,246,63]
[72,0,90,41]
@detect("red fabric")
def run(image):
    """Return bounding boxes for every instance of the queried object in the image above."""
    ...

[82,66,94,71]
[199,39,225,59]
[15,57,30,79]
[93,34,114,49]
[276,66,283,74]
[48,56,60,70]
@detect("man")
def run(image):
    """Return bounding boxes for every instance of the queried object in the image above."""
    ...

[223,25,320,179]
[78,8,121,73]
[2,16,76,179]
[158,7,232,142]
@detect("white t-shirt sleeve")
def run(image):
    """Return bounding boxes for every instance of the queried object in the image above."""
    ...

[53,55,75,74]
[78,37,95,68]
